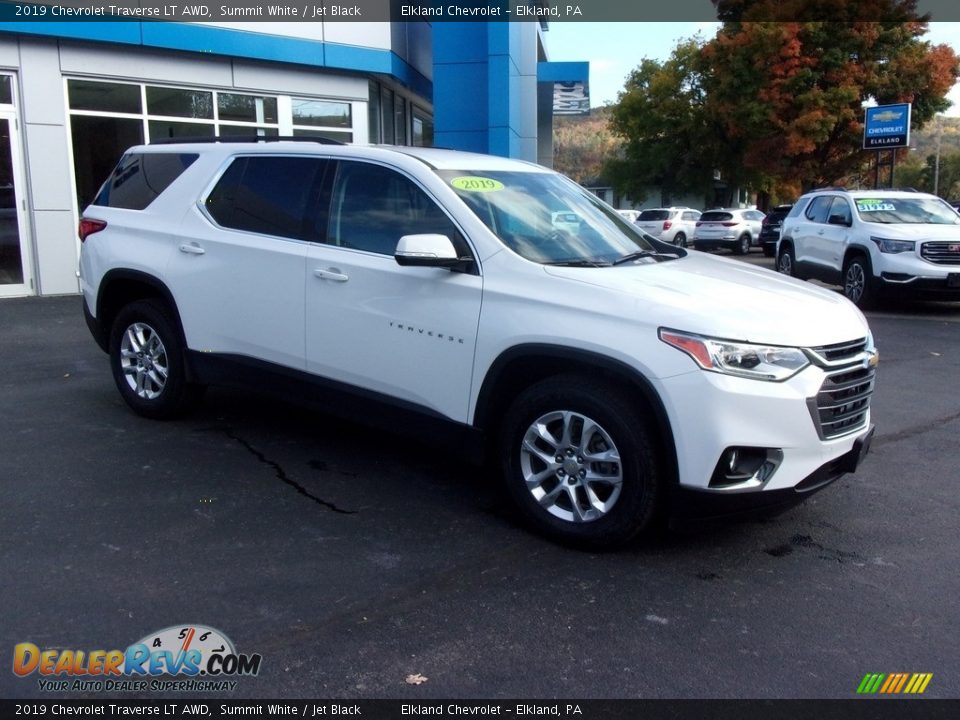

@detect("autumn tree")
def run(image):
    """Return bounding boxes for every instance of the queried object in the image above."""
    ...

[605,2,959,203]
[552,107,621,185]
[705,0,959,190]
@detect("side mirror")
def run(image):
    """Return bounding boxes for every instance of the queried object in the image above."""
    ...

[395,234,464,268]
[828,214,851,227]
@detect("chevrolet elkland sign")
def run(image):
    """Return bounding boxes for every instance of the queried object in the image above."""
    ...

[863,103,911,149]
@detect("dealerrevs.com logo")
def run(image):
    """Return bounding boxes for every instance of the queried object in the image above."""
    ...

[13,624,262,692]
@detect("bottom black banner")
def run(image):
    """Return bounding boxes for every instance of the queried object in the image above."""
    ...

[2,700,958,720]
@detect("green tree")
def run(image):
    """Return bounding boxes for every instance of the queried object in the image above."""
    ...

[605,39,731,206]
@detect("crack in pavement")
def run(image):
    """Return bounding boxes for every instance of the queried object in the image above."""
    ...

[202,427,358,514]
[872,410,960,448]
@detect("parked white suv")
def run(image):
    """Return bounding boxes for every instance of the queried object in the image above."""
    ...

[79,140,877,548]
[778,188,960,307]
[634,207,701,247]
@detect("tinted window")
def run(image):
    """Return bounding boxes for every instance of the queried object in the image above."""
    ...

[700,211,733,222]
[787,199,809,218]
[638,210,670,221]
[682,211,700,221]
[93,152,197,210]
[805,196,833,223]
[327,161,467,257]
[206,156,328,240]
[828,198,852,225]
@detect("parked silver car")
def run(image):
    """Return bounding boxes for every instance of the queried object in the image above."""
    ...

[634,207,701,247]
[693,208,766,255]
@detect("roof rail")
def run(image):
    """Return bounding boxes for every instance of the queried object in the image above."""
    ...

[149,135,345,146]
[887,186,919,192]
[811,186,847,192]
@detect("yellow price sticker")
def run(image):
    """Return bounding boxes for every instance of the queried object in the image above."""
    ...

[451,176,504,192]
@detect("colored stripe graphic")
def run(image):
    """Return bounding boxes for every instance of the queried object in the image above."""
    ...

[857,673,932,694]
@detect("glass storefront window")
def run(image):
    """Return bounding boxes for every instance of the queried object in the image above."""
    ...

[146,86,214,119]
[0,76,12,105]
[292,99,351,128]
[292,128,352,143]
[148,120,216,141]
[69,115,144,209]
[218,94,278,124]
[68,80,142,114]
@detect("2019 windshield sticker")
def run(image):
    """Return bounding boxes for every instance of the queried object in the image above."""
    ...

[450,176,504,192]
[856,199,897,212]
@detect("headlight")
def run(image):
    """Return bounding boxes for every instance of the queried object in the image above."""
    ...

[659,329,810,381]
[870,236,915,254]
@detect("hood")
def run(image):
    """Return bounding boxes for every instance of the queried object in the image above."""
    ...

[542,252,869,348]
[861,223,960,241]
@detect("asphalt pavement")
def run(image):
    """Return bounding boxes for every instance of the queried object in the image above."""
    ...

[2,271,958,700]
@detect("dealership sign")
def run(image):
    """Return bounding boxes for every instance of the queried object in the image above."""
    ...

[863,103,911,149]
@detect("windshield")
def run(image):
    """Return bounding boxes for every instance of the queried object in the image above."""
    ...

[438,170,659,265]
[854,197,960,225]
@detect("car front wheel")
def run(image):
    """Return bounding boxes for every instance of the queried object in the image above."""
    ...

[109,299,204,419]
[843,255,877,309]
[499,375,662,549]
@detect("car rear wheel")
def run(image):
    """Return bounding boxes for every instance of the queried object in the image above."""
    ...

[735,233,751,255]
[777,245,795,276]
[499,375,662,549]
[109,299,204,419]
[674,232,687,248]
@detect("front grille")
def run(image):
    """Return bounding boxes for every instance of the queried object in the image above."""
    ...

[812,366,875,439]
[805,337,875,440]
[920,241,960,265]
[809,338,868,364]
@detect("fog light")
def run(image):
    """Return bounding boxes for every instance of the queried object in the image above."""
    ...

[709,447,783,490]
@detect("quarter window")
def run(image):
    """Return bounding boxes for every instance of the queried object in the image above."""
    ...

[93,152,198,210]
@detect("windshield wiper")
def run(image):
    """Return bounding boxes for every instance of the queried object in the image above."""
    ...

[612,251,659,265]
[545,259,613,267]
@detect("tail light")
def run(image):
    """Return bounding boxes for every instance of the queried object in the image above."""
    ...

[761,216,770,225]
[79,218,107,242]
[696,221,703,227]
[722,222,738,227]
[662,220,673,230]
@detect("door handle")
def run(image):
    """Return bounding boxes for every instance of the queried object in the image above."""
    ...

[817,229,825,235]
[313,267,349,282]
[178,242,205,255]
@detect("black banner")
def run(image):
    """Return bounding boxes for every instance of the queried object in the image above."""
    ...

[2,700,960,720]
[3,0,960,22]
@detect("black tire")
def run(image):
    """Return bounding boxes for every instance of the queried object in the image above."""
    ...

[109,299,204,420]
[777,245,796,277]
[735,233,751,255]
[674,232,687,248]
[498,374,663,549]
[843,255,878,309]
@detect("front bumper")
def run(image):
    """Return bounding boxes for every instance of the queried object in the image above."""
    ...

[878,272,960,300]
[670,426,873,521]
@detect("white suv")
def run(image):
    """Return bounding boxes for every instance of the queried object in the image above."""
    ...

[79,140,877,548]
[778,188,960,307]
[634,207,701,247]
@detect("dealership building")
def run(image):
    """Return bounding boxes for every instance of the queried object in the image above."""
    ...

[0,18,588,297]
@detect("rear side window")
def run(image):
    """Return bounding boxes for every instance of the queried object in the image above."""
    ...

[638,210,670,221]
[205,156,329,240]
[93,152,198,210]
